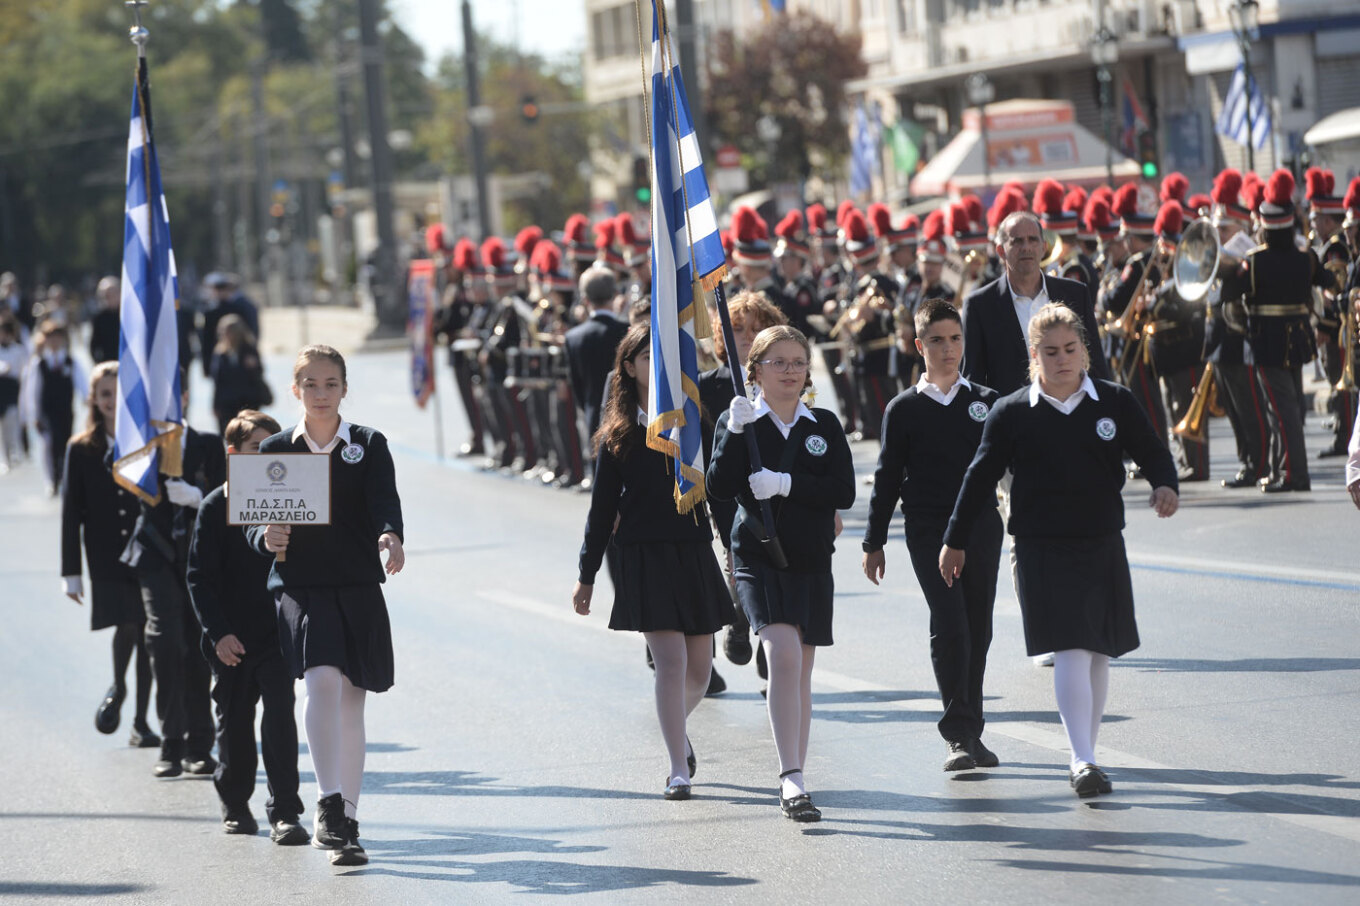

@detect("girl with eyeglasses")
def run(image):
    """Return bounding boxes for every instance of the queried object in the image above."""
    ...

[707,324,856,821]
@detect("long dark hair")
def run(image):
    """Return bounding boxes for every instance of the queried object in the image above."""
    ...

[593,324,650,460]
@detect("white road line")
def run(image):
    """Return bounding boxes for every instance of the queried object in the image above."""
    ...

[1124,549,1360,586]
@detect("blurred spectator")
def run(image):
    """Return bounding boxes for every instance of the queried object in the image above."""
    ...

[0,315,25,471]
[21,322,87,495]
[209,314,271,434]
[90,276,122,364]
[1,272,35,336]
[199,273,259,377]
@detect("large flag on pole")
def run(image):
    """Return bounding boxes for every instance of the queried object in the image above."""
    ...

[1216,63,1271,151]
[646,0,728,514]
[114,56,183,503]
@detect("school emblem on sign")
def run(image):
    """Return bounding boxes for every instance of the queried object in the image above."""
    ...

[1095,417,1117,441]
[266,460,287,484]
[968,401,989,422]
[341,443,365,464]
[805,435,828,456]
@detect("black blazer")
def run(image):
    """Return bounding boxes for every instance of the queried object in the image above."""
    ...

[61,438,139,583]
[565,311,628,437]
[960,274,1110,396]
[122,428,226,572]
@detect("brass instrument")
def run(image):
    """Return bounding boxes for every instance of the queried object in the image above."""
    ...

[1114,239,1174,378]
[1336,284,1357,393]
[1174,363,1219,441]
[1172,218,1221,303]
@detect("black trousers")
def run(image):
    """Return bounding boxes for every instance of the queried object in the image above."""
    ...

[855,373,894,442]
[550,382,585,484]
[819,345,858,433]
[1127,359,1168,443]
[210,645,303,823]
[1253,364,1311,486]
[477,375,516,467]
[139,565,214,759]
[1215,362,1268,479]
[451,352,485,453]
[1161,365,1209,478]
[903,509,1003,743]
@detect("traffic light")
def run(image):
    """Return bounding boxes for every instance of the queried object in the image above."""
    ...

[632,155,650,205]
[1138,130,1159,180]
[520,95,539,124]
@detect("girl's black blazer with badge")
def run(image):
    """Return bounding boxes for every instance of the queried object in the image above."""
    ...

[245,423,403,593]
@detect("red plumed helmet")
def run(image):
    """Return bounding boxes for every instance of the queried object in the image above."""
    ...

[1160,172,1189,203]
[921,209,946,241]
[836,200,857,228]
[514,225,543,257]
[1112,182,1141,219]
[842,209,871,243]
[481,236,507,271]
[1304,166,1334,200]
[1264,169,1295,207]
[1345,177,1360,211]
[1187,194,1212,214]
[1090,185,1114,205]
[1212,169,1243,206]
[452,237,479,272]
[720,230,734,255]
[593,218,616,250]
[946,202,971,237]
[425,223,451,254]
[614,213,638,248]
[806,203,829,233]
[961,194,984,229]
[531,240,562,274]
[868,202,893,239]
[1063,187,1088,215]
[987,188,1026,231]
[1154,200,1184,239]
[774,210,805,241]
[1083,197,1113,234]
[1242,178,1265,212]
[563,213,589,245]
[731,205,764,243]
[1032,179,1065,217]
[899,213,921,233]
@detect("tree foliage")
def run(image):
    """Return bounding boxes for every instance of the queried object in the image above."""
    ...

[703,11,866,186]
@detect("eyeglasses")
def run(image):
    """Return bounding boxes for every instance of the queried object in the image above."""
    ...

[757,358,809,373]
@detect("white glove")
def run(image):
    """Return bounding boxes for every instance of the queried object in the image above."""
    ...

[748,468,791,500]
[165,479,203,509]
[63,576,83,598]
[726,395,757,434]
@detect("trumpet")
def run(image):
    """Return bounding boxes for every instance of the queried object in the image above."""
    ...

[1174,363,1218,441]
[1336,286,1357,394]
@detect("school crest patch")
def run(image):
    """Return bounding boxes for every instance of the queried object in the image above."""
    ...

[266,460,287,484]
[805,435,828,456]
[1095,418,1117,441]
[968,401,989,422]
[341,443,365,464]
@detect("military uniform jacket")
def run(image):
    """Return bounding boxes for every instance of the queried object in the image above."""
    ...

[1203,282,1249,366]
[780,275,820,337]
[1221,243,1332,368]
[1316,234,1350,337]
[1145,281,1206,376]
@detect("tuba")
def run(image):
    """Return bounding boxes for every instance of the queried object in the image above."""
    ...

[1172,218,1221,303]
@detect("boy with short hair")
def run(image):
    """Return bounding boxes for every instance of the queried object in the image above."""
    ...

[861,299,1004,772]
[187,410,308,843]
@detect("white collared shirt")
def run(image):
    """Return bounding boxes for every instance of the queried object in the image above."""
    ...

[636,407,648,427]
[1007,272,1051,345]
[915,373,972,407]
[751,392,816,439]
[293,420,352,454]
[1029,373,1099,415]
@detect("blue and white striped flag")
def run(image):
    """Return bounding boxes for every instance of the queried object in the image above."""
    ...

[114,58,183,504]
[646,0,727,514]
[1216,63,1271,152]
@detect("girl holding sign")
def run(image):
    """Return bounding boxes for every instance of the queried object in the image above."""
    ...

[248,345,404,867]
[707,325,856,822]
[571,325,733,802]
[939,304,1178,797]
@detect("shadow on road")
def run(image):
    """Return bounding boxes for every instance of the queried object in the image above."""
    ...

[0,882,149,898]
[1117,657,1360,673]
[800,816,1245,851]
[987,853,1360,887]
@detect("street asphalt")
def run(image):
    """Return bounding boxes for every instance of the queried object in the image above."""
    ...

[1,343,1356,905]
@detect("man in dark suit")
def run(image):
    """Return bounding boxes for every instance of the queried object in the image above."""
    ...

[565,266,627,440]
[961,211,1110,395]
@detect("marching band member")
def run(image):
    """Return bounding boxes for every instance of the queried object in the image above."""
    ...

[564,213,596,280]
[531,240,587,488]
[484,236,540,475]
[732,206,786,313]
[432,231,487,458]
[616,212,652,306]
[895,211,955,388]
[1305,167,1354,458]
[1084,194,1125,376]
[773,210,820,337]
[1160,171,1191,220]
[949,201,991,304]
[845,274,899,441]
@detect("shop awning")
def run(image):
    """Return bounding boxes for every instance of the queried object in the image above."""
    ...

[1304,107,1360,146]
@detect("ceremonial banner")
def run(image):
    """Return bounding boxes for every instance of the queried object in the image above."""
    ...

[407,259,437,410]
[646,0,728,514]
[113,56,183,504]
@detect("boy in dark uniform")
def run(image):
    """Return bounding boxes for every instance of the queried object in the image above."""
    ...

[863,299,1003,771]
[187,410,308,844]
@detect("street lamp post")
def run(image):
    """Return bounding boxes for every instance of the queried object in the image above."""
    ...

[1091,27,1120,185]
[966,73,995,195]
[1228,0,1261,172]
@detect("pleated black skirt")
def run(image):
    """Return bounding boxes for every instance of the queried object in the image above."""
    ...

[275,585,395,692]
[732,557,835,647]
[1013,533,1139,658]
[90,579,145,632]
[608,539,733,635]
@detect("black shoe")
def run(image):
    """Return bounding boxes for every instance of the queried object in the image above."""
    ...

[1222,472,1262,489]
[1127,467,1144,481]
[944,740,976,772]
[705,667,726,697]
[1319,445,1347,459]
[456,442,485,457]
[686,737,697,779]
[1070,764,1104,798]
[222,808,259,835]
[663,779,692,800]
[153,757,182,778]
[756,644,768,681]
[329,818,368,866]
[1262,478,1310,493]
[129,724,160,748]
[95,685,125,735]
[779,792,822,822]
[1093,766,1114,794]
[312,793,347,851]
[181,755,217,776]
[270,818,310,846]
[969,738,999,768]
[723,624,753,666]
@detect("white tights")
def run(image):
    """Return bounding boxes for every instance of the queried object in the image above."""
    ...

[304,666,367,819]
[760,624,815,798]
[1051,649,1110,771]
[643,632,712,785]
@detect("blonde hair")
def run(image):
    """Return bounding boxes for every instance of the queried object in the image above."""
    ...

[746,325,814,397]
[710,290,787,364]
[72,361,119,449]
[292,344,347,385]
[1027,303,1090,382]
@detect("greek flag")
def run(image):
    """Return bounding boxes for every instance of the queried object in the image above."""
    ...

[646,0,727,514]
[850,104,877,196]
[1216,64,1271,152]
[114,58,183,504]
